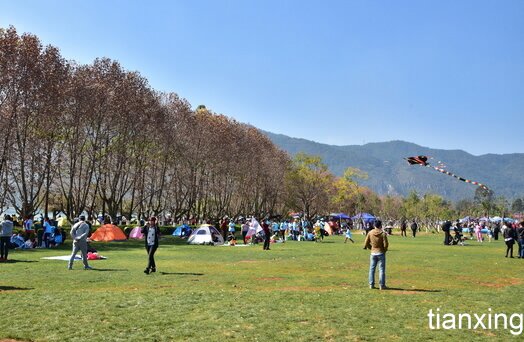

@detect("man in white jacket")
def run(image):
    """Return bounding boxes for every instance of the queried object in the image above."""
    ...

[68,216,92,270]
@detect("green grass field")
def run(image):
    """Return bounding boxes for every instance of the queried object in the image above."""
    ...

[0,232,522,341]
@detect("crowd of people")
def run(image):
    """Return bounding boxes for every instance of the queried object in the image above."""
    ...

[2,211,522,290]
[436,219,524,257]
[0,214,66,261]
[217,216,359,246]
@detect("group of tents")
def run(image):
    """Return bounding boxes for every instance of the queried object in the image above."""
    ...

[86,222,225,246]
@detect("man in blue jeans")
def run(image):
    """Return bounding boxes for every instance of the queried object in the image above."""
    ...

[364,220,389,290]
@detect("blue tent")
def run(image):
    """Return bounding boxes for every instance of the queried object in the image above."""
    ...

[173,224,192,237]
[352,213,376,223]
[329,213,351,220]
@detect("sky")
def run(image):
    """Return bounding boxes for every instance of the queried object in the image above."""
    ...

[1,0,523,155]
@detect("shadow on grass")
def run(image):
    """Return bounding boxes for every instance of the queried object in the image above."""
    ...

[1,259,39,263]
[385,287,441,293]
[0,285,33,291]
[159,272,204,276]
[90,268,129,272]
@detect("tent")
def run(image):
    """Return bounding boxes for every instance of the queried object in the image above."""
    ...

[246,218,263,240]
[173,224,192,237]
[57,216,68,228]
[323,222,333,236]
[352,213,376,223]
[129,227,144,239]
[90,224,127,242]
[462,228,489,234]
[329,213,350,220]
[459,216,471,223]
[288,212,302,219]
[187,224,224,245]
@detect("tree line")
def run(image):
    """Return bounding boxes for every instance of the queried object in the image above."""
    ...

[0,27,290,222]
[0,26,517,225]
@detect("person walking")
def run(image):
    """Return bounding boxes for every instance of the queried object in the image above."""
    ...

[228,219,236,240]
[364,220,388,290]
[142,216,160,274]
[493,223,501,241]
[68,216,92,270]
[241,220,249,245]
[262,220,271,250]
[344,225,355,243]
[474,222,483,243]
[410,219,418,238]
[517,221,524,259]
[400,219,407,237]
[0,215,14,261]
[279,220,288,242]
[503,224,517,258]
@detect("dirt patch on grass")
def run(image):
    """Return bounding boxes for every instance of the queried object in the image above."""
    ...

[389,290,426,295]
[256,277,284,281]
[479,278,521,288]
[458,276,522,288]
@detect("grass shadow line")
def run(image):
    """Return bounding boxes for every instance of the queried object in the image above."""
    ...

[0,286,33,291]
[90,268,128,272]
[159,272,204,276]
[1,259,39,263]
[386,287,441,293]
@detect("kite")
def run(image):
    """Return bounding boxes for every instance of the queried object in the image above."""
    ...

[405,155,490,192]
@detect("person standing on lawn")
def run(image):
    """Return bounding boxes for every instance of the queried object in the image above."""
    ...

[364,219,388,290]
[261,220,271,250]
[0,215,14,261]
[142,216,160,274]
[400,219,407,237]
[68,215,92,270]
[410,219,418,238]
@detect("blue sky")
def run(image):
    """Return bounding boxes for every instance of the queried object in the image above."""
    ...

[2,0,523,155]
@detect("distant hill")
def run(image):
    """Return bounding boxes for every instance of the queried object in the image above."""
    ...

[261,131,524,201]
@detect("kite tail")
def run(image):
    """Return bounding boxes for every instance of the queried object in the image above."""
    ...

[429,165,490,191]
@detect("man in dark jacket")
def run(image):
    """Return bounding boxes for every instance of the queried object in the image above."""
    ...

[503,225,517,258]
[517,221,524,259]
[262,220,271,250]
[442,220,452,245]
[410,219,418,238]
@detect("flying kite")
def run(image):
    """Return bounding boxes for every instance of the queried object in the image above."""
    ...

[405,155,490,192]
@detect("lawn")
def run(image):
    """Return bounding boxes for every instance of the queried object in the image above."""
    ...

[0,231,522,341]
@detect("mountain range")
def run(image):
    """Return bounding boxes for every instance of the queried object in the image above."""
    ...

[261,131,524,202]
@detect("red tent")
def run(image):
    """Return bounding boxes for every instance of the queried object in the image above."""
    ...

[90,224,127,242]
